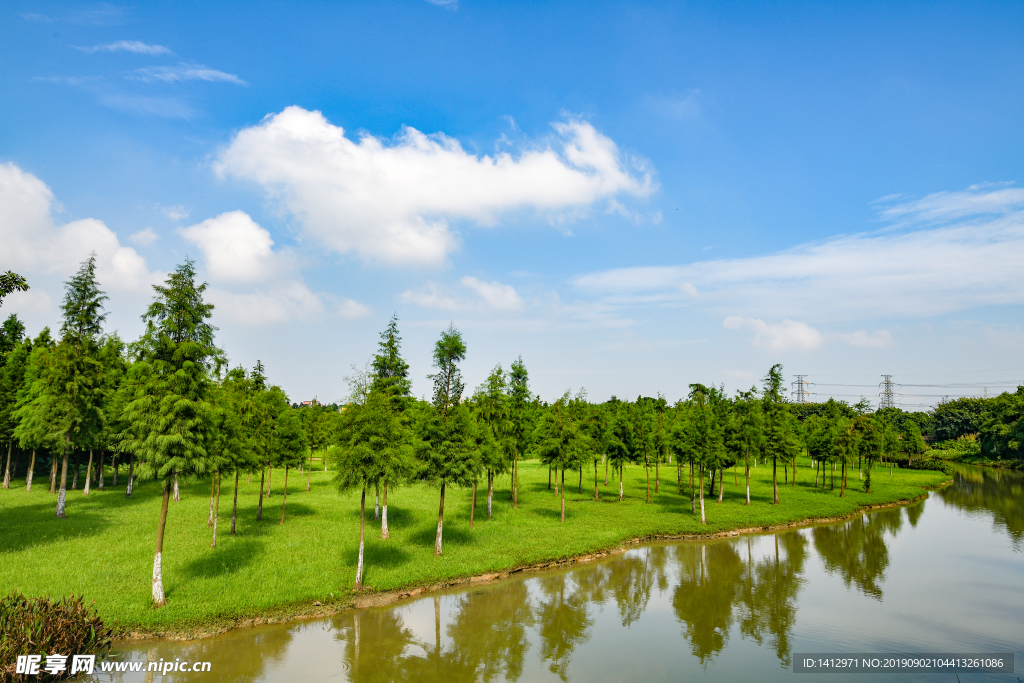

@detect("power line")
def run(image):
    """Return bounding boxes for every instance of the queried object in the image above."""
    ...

[878,375,898,410]
[792,375,810,404]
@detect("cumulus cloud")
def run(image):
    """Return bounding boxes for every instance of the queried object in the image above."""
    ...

[574,184,1024,321]
[76,40,173,55]
[0,162,156,291]
[838,330,892,348]
[131,63,246,85]
[129,227,158,246]
[400,277,525,313]
[181,210,369,326]
[459,276,524,311]
[207,281,325,326]
[215,106,653,265]
[180,211,279,283]
[723,317,823,351]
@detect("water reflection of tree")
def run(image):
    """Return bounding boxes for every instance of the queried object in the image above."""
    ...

[443,581,536,682]
[671,543,745,664]
[736,533,807,667]
[337,608,416,683]
[535,574,595,681]
[940,466,1024,549]
[812,507,901,600]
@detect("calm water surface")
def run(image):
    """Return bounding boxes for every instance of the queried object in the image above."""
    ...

[98,465,1023,682]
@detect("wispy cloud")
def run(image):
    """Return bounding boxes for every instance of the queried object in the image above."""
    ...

[96,93,195,119]
[76,40,173,55]
[574,183,1024,321]
[424,0,459,9]
[20,12,54,22]
[130,63,246,85]
[400,277,525,313]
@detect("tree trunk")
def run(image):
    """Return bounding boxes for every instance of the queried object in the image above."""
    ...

[208,477,216,526]
[111,455,118,487]
[605,455,609,486]
[355,486,366,589]
[772,456,779,504]
[152,481,171,606]
[698,465,706,524]
[2,440,11,489]
[307,449,313,491]
[172,472,180,502]
[83,449,93,495]
[745,463,750,506]
[231,470,240,535]
[470,478,476,530]
[49,456,57,494]
[577,466,582,494]
[512,451,518,509]
[97,451,105,490]
[655,457,660,493]
[279,466,289,524]
[126,454,135,498]
[71,451,79,490]
[26,449,36,492]
[382,481,390,539]
[815,460,819,487]
[257,468,265,520]
[594,458,599,501]
[645,458,651,503]
[211,472,221,547]
[792,454,798,486]
[865,460,872,493]
[56,435,70,518]
[840,460,846,497]
[619,464,624,502]
[690,460,695,513]
[487,470,494,519]
[677,456,682,495]
[560,469,565,524]
[717,467,724,503]
[374,484,379,521]
[266,465,272,497]
[434,482,446,556]
[709,464,716,497]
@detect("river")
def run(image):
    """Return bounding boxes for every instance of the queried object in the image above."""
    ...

[97,464,1023,682]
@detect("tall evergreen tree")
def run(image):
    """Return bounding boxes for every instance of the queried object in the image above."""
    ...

[508,356,534,509]
[761,364,789,505]
[273,406,307,524]
[419,324,476,556]
[120,259,218,607]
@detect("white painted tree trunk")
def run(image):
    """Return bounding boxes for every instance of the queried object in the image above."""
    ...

[26,450,35,492]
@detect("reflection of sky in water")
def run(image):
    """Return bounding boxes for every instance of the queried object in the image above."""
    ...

[98,467,1024,683]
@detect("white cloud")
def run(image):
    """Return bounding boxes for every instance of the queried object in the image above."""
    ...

[724,317,823,351]
[131,63,246,85]
[574,184,1024,321]
[180,211,279,283]
[215,106,654,265]
[459,276,524,311]
[338,298,371,318]
[424,0,458,8]
[0,162,156,291]
[160,204,190,221]
[129,227,158,246]
[400,277,525,313]
[207,280,325,326]
[838,330,892,348]
[398,282,463,311]
[76,40,173,55]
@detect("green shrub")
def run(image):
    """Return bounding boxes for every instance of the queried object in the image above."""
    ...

[892,457,955,476]
[0,593,112,682]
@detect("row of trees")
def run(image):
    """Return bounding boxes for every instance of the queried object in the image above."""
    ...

[0,259,932,603]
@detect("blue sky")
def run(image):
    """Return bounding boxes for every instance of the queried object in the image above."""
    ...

[2,0,1023,408]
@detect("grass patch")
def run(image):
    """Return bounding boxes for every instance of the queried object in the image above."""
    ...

[0,459,947,633]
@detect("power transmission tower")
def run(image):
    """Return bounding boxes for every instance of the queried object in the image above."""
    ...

[878,375,896,409]
[792,375,810,404]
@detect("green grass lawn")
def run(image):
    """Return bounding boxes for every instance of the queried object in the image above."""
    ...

[0,458,947,634]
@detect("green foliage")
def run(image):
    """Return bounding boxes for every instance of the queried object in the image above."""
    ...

[120,260,218,483]
[0,591,112,681]
[979,386,1024,460]
[272,408,307,470]
[370,314,412,404]
[0,271,29,308]
[931,396,989,441]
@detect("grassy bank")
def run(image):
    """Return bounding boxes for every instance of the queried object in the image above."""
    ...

[0,458,947,635]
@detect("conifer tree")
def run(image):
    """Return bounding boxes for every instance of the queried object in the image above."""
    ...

[121,259,218,607]
[273,406,307,524]
[419,324,476,556]
[508,356,534,508]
